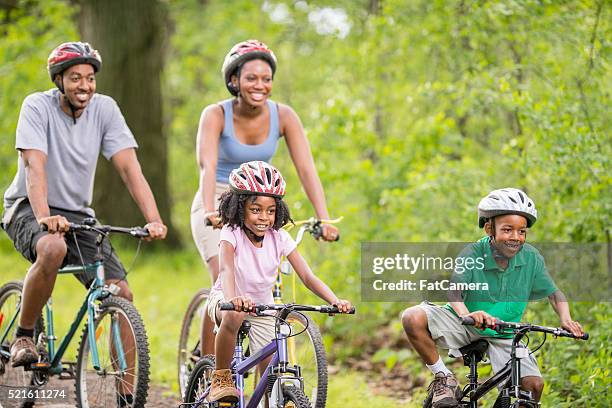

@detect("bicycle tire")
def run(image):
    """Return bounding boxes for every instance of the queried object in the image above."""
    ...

[0,281,45,407]
[285,311,327,408]
[183,355,215,405]
[281,384,311,408]
[178,288,210,398]
[75,295,150,408]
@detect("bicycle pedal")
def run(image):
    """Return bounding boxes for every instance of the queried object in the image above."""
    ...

[28,361,50,370]
[209,402,237,408]
[59,363,76,380]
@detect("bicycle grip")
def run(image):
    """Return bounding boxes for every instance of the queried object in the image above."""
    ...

[39,222,77,232]
[460,316,475,326]
[325,305,356,314]
[580,332,589,340]
[219,302,235,311]
[132,227,150,238]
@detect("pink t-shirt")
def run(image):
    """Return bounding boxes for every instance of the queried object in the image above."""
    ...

[212,225,297,304]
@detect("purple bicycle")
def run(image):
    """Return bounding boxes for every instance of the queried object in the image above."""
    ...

[182,303,354,408]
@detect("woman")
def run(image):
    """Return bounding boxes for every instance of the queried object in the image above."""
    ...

[190,40,339,353]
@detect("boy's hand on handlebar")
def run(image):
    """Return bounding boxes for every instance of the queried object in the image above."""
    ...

[560,318,584,338]
[144,221,167,241]
[463,311,496,330]
[39,215,70,234]
[332,299,352,313]
[321,224,339,241]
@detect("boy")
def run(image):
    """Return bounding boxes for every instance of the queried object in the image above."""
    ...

[401,188,584,407]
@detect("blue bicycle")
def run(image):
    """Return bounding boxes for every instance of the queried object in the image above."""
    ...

[0,218,150,407]
[183,303,355,408]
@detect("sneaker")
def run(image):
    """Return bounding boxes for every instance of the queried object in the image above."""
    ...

[207,369,239,402]
[428,372,460,408]
[10,337,39,367]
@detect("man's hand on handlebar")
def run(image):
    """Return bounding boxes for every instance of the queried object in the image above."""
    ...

[144,221,167,241]
[38,215,70,234]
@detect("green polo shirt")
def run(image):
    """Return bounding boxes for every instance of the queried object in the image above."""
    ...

[445,237,557,338]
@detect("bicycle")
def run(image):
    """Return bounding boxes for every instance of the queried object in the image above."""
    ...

[423,316,589,408]
[0,218,151,408]
[178,217,341,407]
[182,302,354,408]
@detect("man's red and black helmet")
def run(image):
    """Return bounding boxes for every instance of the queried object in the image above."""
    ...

[221,40,277,96]
[47,42,102,83]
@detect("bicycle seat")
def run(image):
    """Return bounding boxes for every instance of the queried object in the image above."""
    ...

[459,339,489,363]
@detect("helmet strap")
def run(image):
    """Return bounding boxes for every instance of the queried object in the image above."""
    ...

[56,74,79,124]
[243,226,265,243]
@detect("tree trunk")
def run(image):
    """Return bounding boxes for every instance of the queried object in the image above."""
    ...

[78,0,180,247]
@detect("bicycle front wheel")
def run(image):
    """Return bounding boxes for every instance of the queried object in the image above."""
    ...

[75,296,150,408]
[183,355,215,405]
[286,311,327,408]
[281,385,311,408]
[178,288,211,398]
[0,281,44,407]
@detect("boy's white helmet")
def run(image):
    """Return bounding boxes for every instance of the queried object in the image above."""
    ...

[478,188,537,228]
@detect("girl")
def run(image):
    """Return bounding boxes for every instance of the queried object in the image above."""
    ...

[205,161,351,403]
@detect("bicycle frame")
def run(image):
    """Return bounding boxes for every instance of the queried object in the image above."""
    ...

[197,316,300,408]
[0,226,135,376]
[455,317,588,408]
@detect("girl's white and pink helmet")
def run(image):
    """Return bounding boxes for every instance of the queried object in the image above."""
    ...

[229,161,286,198]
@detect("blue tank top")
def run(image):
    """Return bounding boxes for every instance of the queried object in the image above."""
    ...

[216,99,281,183]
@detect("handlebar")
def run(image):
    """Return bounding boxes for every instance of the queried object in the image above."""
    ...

[219,302,355,315]
[285,217,343,242]
[460,316,589,340]
[40,218,149,239]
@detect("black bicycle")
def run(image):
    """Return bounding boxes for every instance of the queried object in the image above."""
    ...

[423,317,588,408]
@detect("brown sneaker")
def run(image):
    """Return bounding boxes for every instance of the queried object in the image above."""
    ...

[10,336,39,367]
[428,372,460,408]
[207,369,239,403]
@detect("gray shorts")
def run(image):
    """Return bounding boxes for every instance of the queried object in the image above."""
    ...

[206,289,276,354]
[1,200,127,287]
[418,302,541,378]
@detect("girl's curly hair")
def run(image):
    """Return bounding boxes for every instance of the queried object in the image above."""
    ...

[218,190,292,230]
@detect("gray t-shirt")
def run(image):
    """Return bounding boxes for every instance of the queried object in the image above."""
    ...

[3,88,138,217]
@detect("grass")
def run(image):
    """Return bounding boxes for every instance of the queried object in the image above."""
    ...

[0,239,402,405]
[4,234,608,406]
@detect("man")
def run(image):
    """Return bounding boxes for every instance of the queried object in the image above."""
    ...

[1,41,167,370]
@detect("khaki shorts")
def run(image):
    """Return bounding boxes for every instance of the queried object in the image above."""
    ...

[206,290,276,354]
[418,302,542,378]
[190,182,228,262]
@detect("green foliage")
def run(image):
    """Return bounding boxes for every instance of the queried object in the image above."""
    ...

[0,0,78,212]
[0,0,609,404]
